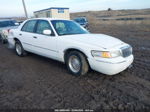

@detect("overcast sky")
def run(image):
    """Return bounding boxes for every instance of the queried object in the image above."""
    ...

[0,0,150,17]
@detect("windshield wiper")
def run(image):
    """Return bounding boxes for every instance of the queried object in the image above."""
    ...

[59,32,87,36]
[59,34,68,36]
[60,33,75,36]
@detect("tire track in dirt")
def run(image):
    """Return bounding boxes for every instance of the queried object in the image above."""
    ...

[0,24,150,110]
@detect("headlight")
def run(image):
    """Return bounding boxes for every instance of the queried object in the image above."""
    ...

[110,50,121,58]
[91,50,121,58]
[2,30,9,36]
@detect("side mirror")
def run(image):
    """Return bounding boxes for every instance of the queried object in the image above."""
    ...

[43,29,52,35]
[15,23,19,26]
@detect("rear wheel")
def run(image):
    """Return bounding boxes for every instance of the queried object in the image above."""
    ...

[15,41,26,57]
[66,51,89,76]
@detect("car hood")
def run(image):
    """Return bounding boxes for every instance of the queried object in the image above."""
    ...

[63,34,124,49]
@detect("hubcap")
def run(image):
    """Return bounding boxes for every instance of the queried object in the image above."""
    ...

[68,55,81,73]
[16,44,22,55]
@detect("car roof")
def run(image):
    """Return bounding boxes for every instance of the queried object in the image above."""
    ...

[0,19,15,22]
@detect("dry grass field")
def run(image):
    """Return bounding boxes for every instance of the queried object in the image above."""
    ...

[71,9,150,25]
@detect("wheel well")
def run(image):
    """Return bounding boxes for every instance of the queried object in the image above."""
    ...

[14,38,20,42]
[64,48,88,63]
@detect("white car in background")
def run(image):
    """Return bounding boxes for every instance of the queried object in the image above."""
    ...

[8,18,134,76]
[0,19,19,43]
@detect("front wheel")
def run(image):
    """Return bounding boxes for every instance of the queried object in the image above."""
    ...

[15,41,26,57]
[1,39,7,44]
[66,51,89,76]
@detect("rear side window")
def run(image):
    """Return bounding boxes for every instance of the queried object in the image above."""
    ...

[21,20,37,32]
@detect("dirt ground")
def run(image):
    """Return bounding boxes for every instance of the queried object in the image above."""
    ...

[0,24,150,111]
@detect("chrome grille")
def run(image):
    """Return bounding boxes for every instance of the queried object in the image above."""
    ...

[121,46,132,57]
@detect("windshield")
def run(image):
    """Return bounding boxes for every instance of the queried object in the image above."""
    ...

[0,21,16,28]
[51,20,89,36]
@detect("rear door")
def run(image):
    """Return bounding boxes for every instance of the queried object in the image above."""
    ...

[19,20,37,52]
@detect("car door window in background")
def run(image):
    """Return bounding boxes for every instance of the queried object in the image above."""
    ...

[36,20,52,35]
[21,20,37,33]
[0,21,16,27]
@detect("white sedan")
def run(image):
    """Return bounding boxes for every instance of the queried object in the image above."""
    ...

[8,18,134,76]
[0,19,19,43]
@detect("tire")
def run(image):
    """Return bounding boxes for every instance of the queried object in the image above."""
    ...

[2,39,7,44]
[0,34,2,42]
[66,51,89,76]
[15,41,26,57]
[0,33,7,44]
[1,39,4,44]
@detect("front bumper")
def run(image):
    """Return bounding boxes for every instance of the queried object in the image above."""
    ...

[88,55,134,75]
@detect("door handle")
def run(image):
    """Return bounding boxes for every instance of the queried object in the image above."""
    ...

[33,36,37,39]
[19,34,22,36]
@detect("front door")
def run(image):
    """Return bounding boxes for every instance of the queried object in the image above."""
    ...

[32,20,59,60]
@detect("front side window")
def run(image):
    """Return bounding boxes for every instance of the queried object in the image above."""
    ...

[35,20,54,35]
[21,20,37,33]
[51,20,89,36]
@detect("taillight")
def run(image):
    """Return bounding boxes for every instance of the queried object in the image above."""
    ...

[7,29,10,33]
[9,30,14,36]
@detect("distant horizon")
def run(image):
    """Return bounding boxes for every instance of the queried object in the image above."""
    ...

[0,0,150,18]
[0,8,149,18]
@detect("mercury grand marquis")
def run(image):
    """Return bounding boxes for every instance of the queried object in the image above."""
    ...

[8,18,134,76]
